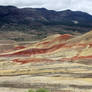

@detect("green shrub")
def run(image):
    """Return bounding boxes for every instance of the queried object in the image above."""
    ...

[27,88,49,92]
[28,89,35,92]
[36,88,49,92]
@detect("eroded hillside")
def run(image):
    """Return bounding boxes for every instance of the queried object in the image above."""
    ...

[0,31,92,64]
[0,31,92,92]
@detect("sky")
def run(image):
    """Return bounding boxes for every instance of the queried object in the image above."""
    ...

[0,0,92,15]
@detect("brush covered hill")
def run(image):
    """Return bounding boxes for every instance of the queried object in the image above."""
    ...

[0,5,92,36]
[0,6,92,28]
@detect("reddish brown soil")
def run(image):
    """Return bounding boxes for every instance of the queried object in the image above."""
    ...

[0,34,92,64]
[14,46,25,50]
[13,58,54,64]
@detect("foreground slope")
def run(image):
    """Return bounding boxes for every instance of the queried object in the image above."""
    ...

[0,31,92,92]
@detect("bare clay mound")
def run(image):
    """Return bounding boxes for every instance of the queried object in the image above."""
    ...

[0,31,92,92]
[0,61,92,92]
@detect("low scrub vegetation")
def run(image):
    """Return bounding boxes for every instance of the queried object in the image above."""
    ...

[27,88,49,92]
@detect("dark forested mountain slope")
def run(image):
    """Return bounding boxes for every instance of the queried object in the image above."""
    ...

[0,6,92,34]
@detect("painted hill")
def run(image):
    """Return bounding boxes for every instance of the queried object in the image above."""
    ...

[0,31,92,64]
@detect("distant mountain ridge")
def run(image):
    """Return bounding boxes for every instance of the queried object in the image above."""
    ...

[0,6,92,27]
[0,5,92,35]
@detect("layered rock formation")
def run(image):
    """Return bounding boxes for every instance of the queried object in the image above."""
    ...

[0,31,92,64]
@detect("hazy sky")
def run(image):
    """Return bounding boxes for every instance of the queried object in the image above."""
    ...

[0,0,92,14]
